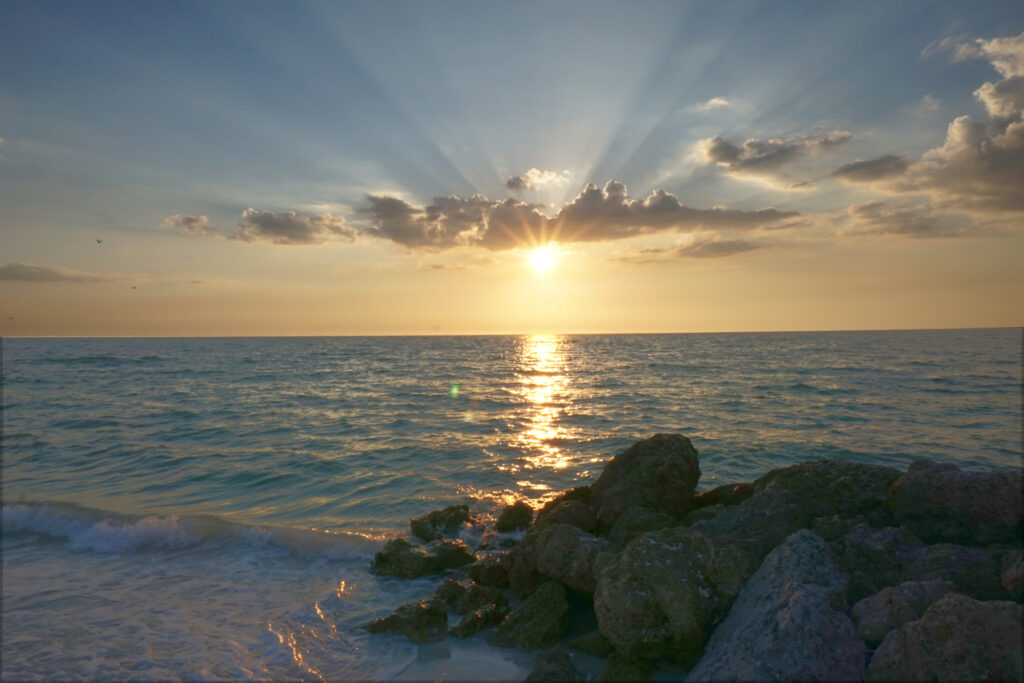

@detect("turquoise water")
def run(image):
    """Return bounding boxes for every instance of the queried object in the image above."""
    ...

[2,330,1020,679]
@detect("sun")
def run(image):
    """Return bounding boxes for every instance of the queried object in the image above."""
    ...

[529,244,559,273]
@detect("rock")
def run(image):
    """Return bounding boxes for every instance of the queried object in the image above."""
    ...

[497,501,535,532]
[888,459,1022,546]
[606,506,676,550]
[1002,555,1024,600]
[691,481,755,508]
[530,523,614,594]
[451,602,509,637]
[598,652,654,682]
[536,485,592,518]
[525,647,581,683]
[593,526,755,661]
[410,504,474,542]
[812,513,869,541]
[679,504,724,527]
[507,544,545,598]
[866,593,1023,681]
[370,537,476,578]
[567,631,613,657]
[432,578,506,614]
[687,530,866,682]
[365,597,448,644]
[589,434,701,528]
[851,579,954,646]
[909,542,1006,601]
[533,500,598,533]
[468,553,511,588]
[491,580,570,650]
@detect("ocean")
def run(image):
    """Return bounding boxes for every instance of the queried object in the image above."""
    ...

[2,329,1021,680]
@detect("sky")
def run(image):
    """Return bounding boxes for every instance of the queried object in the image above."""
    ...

[1,0,1022,336]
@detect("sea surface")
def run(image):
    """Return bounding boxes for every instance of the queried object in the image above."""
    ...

[2,330,1021,680]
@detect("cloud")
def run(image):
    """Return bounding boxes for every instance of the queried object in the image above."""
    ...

[505,168,573,191]
[0,262,116,284]
[231,208,357,245]
[163,214,218,237]
[359,181,797,251]
[839,201,968,238]
[952,33,1024,77]
[702,130,852,184]
[690,97,732,112]
[612,237,763,264]
[833,155,910,183]
[916,94,941,116]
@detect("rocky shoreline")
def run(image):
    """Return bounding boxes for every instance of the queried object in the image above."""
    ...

[364,434,1023,681]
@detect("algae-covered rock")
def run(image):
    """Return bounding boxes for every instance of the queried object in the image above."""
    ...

[593,526,754,661]
[370,537,475,578]
[687,530,865,682]
[888,459,1022,546]
[533,499,598,533]
[525,647,581,683]
[497,501,535,532]
[606,505,676,550]
[491,580,570,650]
[468,552,511,588]
[866,592,1023,681]
[530,523,613,594]
[365,597,448,644]
[851,579,954,646]
[432,577,506,614]
[410,504,474,542]
[598,652,654,682]
[451,602,510,637]
[589,434,700,528]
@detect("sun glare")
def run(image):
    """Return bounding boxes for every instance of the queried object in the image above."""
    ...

[529,245,558,273]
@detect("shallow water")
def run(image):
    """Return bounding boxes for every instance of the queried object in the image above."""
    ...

[2,329,1020,679]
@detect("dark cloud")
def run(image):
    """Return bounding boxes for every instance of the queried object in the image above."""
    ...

[163,214,218,237]
[0,262,116,283]
[832,155,909,183]
[359,181,797,251]
[231,208,356,245]
[704,130,852,183]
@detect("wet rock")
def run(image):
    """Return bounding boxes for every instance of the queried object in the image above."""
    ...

[432,578,506,614]
[606,506,676,550]
[594,526,755,661]
[589,434,701,528]
[687,530,865,682]
[370,537,476,578]
[497,501,535,532]
[536,486,592,518]
[525,647,581,683]
[691,481,755,509]
[567,631,613,657]
[365,597,448,644]
[866,592,1023,681]
[888,459,1022,546]
[530,523,614,594]
[851,579,954,646]
[451,602,509,637]
[468,553,511,588]
[598,652,654,682]
[491,580,570,650]
[410,504,474,542]
[533,500,598,534]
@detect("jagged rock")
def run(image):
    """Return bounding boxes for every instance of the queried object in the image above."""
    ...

[851,579,954,646]
[410,504,474,542]
[687,530,865,682]
[888,459,1022,546]
[598,652,654,682]
[365,597,448,644]
[432,578,506,614]
[525,647,581,683]
[451,602,509,637]
[497,501,535,532]
[468,553,511,588]
[589,434,701,528]
[529,523,613,594]
[607,506,676,550]
[533,500,598,533]
[593,526,755,661]
[866,593,1023,681]
[691,481,755,508]
[567,631,613,657]
[491,580,570,650]
[370,537,475,578]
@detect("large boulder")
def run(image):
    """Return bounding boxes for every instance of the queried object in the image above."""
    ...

[410,504,474,542]
[593,526,755,662]
[589,434,701,528]
[851,579,954,646]
[370,538,475,578]
[529,523,614,594]
[533,499,598,534]
[496,501,535,532]
[888,460,1022,546]
[866,593,1023,681]
[525,647,581,683]
[687,530,865,682]
[490,580,570,650]
[606,506,676,550]
[365,597,448,643]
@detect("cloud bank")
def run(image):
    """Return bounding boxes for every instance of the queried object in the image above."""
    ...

[0,262,116,284]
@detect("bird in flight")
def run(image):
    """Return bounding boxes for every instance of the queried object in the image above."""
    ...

[95,238,103,244]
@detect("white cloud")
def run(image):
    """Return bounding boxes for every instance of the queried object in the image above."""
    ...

[505,168,573,191]
[690,97,732,112]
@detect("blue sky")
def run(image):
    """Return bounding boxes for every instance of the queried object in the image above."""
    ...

[1,1,1022,334]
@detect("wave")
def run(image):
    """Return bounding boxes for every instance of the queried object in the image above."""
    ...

[2,501,378,560]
